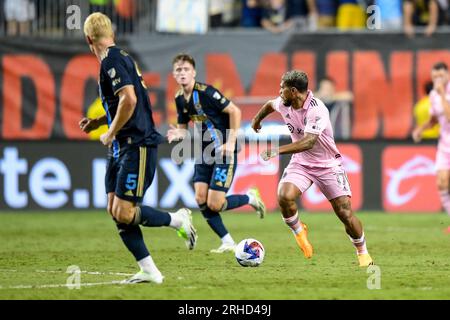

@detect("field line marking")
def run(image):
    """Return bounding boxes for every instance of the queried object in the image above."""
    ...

[1,280,125,290]
[0,269,133,276]
[35,270,133,276]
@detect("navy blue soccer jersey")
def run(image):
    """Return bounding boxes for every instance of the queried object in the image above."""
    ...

[175,82,231,147]
[99,46,162,149]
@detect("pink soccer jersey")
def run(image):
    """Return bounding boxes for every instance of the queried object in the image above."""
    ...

[430,81,450,153]
[273,90,342,168]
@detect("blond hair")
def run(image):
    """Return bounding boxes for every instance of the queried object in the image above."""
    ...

[83,12,114,43]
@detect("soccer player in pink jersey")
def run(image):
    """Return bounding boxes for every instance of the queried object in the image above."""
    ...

[251,70,374,267]
[413,62,450,233]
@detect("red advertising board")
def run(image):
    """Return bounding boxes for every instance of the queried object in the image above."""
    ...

[228,144,279,211]
[382,146,440,212]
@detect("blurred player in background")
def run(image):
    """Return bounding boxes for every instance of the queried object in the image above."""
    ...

[413,80,439,140]
[79,13,197,284]
[167,53,266,253]
[413,62,450,233]
[251,70,374,267]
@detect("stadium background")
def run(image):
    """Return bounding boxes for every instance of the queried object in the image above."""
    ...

[0,0,447,213]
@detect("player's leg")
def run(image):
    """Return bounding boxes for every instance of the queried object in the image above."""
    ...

[214,154,266,218]
[435,150,450,232]
[436,169,450,233]
[107,182,161,283]
[107,192,115,217]
[436,170,450,213]
[111,197,163,284]
[116,146,197,249]
[105,156,157,281]
[193,162,232,251]
[107,191,146,262]
[329,196,373,267]
[206,189,237,253]
[193,181,233,253]
[278,181,313,258]
[317,164,373,266]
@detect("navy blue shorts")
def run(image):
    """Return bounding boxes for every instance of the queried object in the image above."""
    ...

[105,144,157,203]
[193,153,237,193]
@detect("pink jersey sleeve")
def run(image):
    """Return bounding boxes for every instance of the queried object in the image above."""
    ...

[304,105,328,136]
[272,97,282,113]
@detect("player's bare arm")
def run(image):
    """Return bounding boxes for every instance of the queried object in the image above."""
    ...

[425,0,438,37]
[278,132,319,155]
[100,85,136,146]
[167,123,188,143]
[221,102,241,155]
[79,114,108,133]
[403,0,415,38]
[251,100,275,132]
[412,115,439,143]
[435,80,450,120]
[260,132,318,161]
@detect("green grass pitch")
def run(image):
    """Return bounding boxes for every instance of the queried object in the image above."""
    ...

[1,211,450,300]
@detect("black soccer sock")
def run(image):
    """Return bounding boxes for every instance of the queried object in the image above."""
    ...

[199,203,228,238]
[116,223,150,261]
[221,195,250,211]
[135,206,171,227]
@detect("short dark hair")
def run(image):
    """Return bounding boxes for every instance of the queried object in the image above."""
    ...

[172,53,196,69]
[432,62,448,71]
[282,70,308,93]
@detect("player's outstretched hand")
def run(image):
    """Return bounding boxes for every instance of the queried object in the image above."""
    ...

[100,132,114,147]
[79,117,99,133]
[251,118,262,133]
[167,124,186,143]
[412,128,422,143]
[260,149,278,161]
[434,78,446,96]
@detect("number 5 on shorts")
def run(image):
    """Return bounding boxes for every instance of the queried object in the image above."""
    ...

[125,173,138,190]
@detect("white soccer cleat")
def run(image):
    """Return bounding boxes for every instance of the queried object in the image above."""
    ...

[121,270,164,284]
[176,208,198,250]
[247,188,266,219]
[210,242,236,253]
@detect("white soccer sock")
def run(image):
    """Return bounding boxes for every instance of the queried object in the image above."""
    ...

[138,255,161,275]
[439,190,450,216]
[349,232,368,255]
[283,212,303,235]
[247,192,257,207]
[168,212,182,229]
[221,233,235,245]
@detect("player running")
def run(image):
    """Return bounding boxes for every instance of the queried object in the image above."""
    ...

[251,70,373,267]
[79,13,197,284]
[167,53,266,253]
[413,62,450,233]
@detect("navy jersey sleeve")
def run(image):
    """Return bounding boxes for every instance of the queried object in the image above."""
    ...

[175,97,190,124]
[102,55,133,95]
[205,86,230,112]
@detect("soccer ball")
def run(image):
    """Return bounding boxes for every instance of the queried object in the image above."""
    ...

[235,238,265,267]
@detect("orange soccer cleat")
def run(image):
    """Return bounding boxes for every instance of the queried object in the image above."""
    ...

[357,253,374,267]
[294,223,313,259]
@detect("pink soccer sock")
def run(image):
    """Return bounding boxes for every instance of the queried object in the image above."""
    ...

[283,212,303,235]
[439,190,450,216]
[349,232,368,255]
